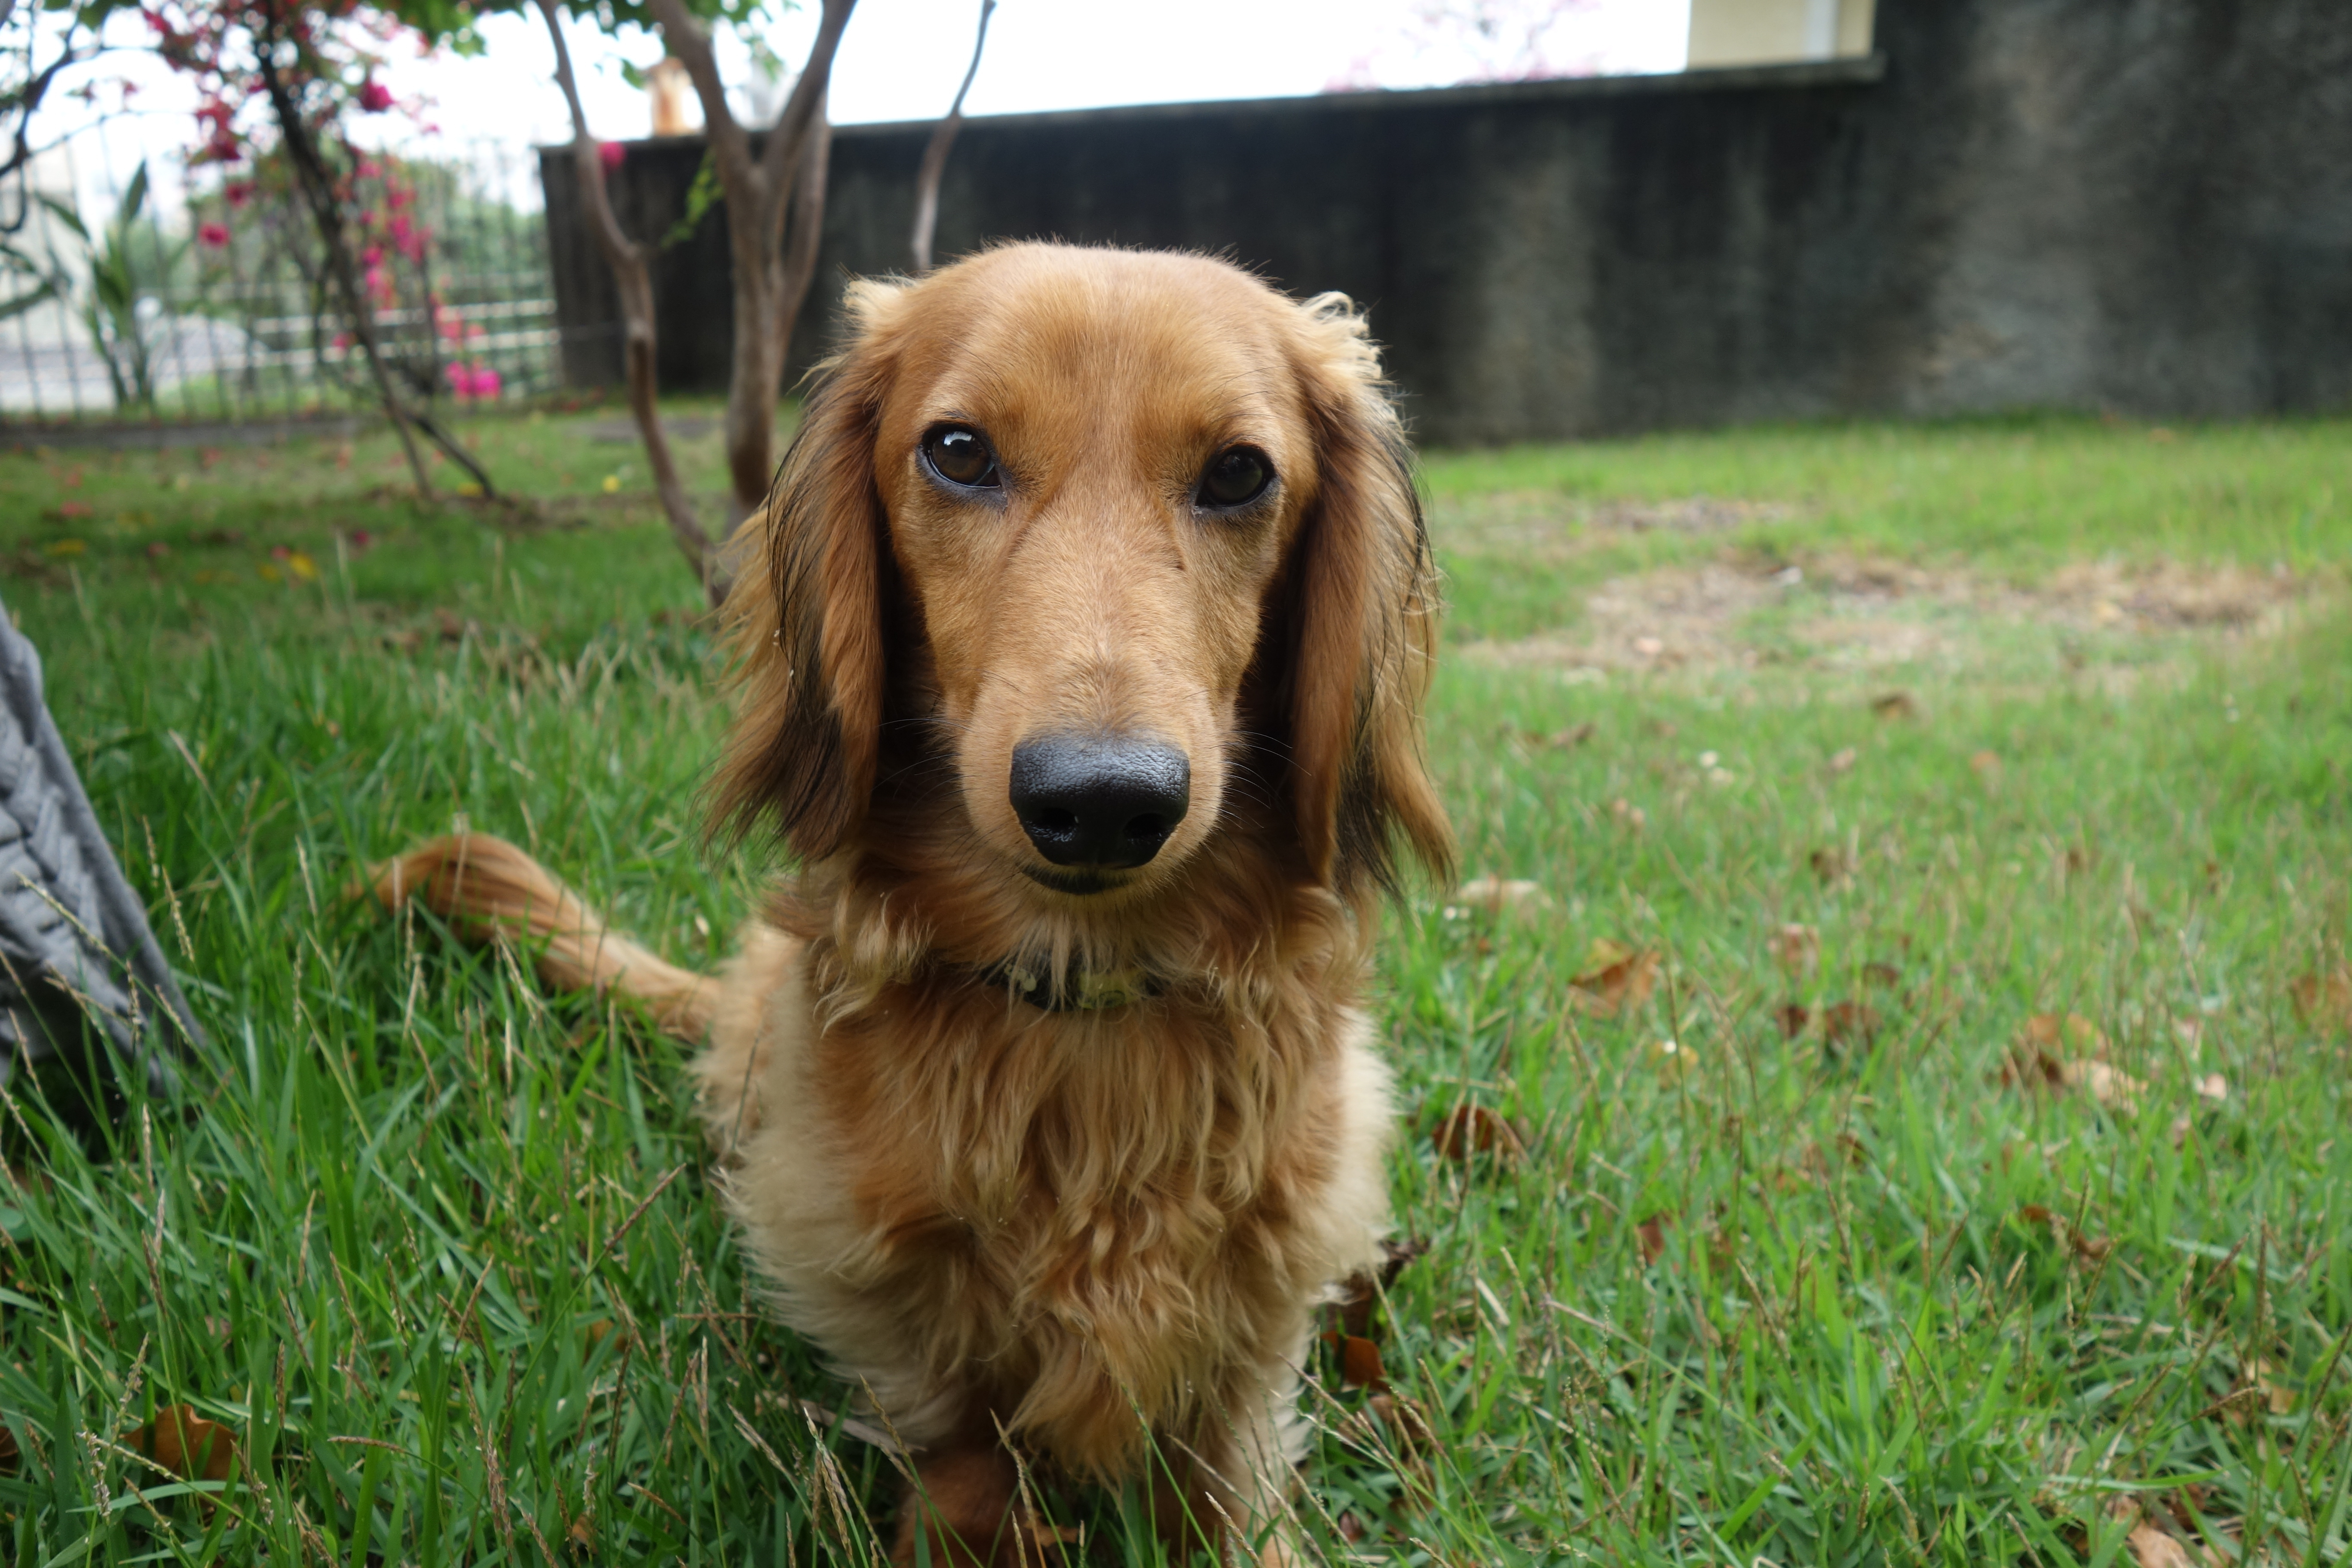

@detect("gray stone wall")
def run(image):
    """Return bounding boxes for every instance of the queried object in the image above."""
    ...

[540,0,2352,446]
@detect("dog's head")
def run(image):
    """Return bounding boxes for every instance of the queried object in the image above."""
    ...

[714,244,1453,910]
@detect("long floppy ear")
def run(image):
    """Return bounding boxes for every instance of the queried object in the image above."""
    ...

[708,279,908,861]
[1282,292,1457,900]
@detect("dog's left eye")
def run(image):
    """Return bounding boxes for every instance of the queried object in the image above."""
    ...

[1196,446,1274,510]
[922,425,1001,489]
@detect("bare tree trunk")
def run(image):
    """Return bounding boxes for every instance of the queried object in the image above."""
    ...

[536,0,721,603]
[650,0,856,524]
[910,0,995,274]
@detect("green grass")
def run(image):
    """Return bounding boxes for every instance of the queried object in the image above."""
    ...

[1,408,2348,1565]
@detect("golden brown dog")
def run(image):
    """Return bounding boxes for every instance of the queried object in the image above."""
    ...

[375,242,1453,1563]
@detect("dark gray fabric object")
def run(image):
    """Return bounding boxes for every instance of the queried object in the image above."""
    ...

[0,597,199,1093]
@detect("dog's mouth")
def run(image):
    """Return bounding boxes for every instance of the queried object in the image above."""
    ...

[1018,863,1119,896]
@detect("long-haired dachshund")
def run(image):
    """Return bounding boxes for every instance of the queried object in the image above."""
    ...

[374,242,1454,1563]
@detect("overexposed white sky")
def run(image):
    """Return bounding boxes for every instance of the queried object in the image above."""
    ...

[40,0,1690,215]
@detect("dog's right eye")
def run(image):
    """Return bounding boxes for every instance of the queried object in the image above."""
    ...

[922,426,1001,490]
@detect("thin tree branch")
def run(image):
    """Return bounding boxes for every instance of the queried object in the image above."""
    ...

[536,0,720,601]
[910,0,993,273]
[253,38,437,503]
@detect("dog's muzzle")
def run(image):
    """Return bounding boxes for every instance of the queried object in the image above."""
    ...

[1009,732,1190,870]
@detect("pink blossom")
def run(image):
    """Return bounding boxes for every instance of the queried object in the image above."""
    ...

[225,181,254,208]
[357,79,392,113]
[198,221,230,248]
[331,331,351,351]
[447,361,502,401]
[598,141,625,172]
[361,244,383,267]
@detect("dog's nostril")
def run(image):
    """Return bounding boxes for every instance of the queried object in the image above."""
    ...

[1010,732,1191,873]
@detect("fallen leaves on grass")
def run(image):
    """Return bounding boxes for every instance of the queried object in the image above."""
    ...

[1821,1000,1882,1050]
[2125,1523,2201,1567]
[1826,746,1859,775]
[1453,875,1549,915]
[122,1405,236,1486]
[1330,1238,1429,1339]
[1871,690,1917,720]
[1430,1104,1526,1164]
[1809,847,1852,885]
[1518,721,1594,750]
[1636,1213,1673,1265]
[1767,923,1819,977]
[1775,998,1880,1050]
[1570,940,1659,1017]
[2003,1014,2144,1111]
[2291,963,2352,1036]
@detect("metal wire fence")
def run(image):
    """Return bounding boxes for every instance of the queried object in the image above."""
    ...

[0,135,560,428]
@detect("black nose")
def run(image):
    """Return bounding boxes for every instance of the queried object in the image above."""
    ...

[1009,732,1191,870]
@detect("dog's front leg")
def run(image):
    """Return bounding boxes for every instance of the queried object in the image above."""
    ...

[892,1415,1071,1568]
[1149,1399,1305,1568]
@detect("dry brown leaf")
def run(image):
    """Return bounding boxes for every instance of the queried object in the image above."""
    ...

[1822,1000,1882,1048]
[1826,747,1858,775]
[1331,1237,1427,1338]
[0,1421,18,1475]
[1570,943,1660,1017]
[1862,961,1903,989]
[2023,1013,2110,1054]
[1455,876,1549,914]
[1775,1002,1811,1039]
[2193,1073,2227,1106]
[1338,1335,1386,1390]
[1430,1104,1525,1163]
[2061,1058,2144,1112]
[2290,965,2352,1036]
[2125,1523,2199,1568]
[1546,722,1596,749]
[1871,691,1917,720]
[1767,923,1820,977]
[567,1515,597,1552]
[1809,847,1852,884]
[1635,1212,1674,1265]
[1335,1511,1369,1544]
[122,1405,236,1485]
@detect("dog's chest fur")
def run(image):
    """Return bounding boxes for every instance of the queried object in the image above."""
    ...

[717,933,1393,1475]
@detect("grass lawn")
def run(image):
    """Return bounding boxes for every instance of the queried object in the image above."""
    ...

[1,405,2349,1565]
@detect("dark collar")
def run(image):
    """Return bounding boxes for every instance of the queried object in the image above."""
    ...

[979,960,1163,1012]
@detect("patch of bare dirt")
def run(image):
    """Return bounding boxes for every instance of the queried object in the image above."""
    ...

[1462,553,2318,677]
[1435,493,1797,561]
